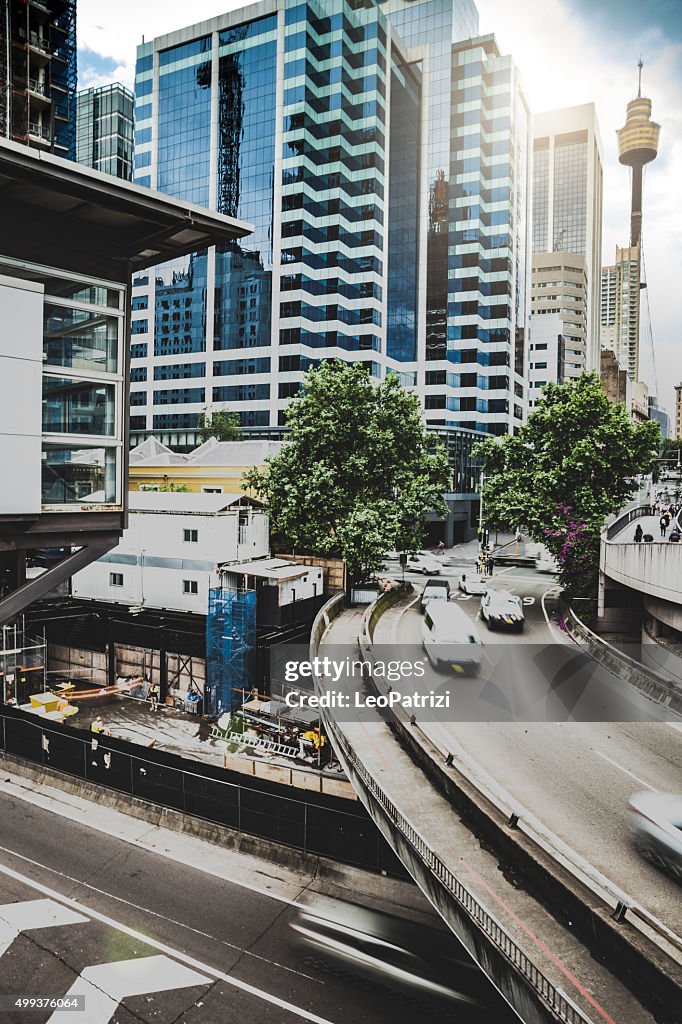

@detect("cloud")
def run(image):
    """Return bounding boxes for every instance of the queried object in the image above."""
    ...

[477,0,682,415]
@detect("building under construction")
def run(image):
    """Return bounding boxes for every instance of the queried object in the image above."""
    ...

[0,0,77,159]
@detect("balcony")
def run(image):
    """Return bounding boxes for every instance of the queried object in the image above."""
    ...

[28,121,51,145]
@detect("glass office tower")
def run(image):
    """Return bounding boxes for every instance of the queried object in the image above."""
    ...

[76,83,134,179]
[129,0,529,447]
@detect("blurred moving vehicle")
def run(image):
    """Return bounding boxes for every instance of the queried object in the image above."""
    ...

[480,590,524,632]
[420,578,450,612]
[629,791,682,881]
[422,602,482,674]
[458,572,488,595]
[408,552,442,575]
[289,902,494,1015]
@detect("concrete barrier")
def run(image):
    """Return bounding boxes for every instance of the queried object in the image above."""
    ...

[564,605,682,716]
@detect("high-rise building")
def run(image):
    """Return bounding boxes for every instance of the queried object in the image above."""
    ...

[531,104,603,376]
[648,395,669,441]
[128,0,530,448]
[0,0,77,159]
[528,252,587,408]
[600,244,640,379]
[675,384,682,441]
[76,83,134,180]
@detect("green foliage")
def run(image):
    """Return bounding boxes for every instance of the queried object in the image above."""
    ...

[197,408,241,443]
[244,361,451,582]
[139,482,189,493]
[473,373,659,599]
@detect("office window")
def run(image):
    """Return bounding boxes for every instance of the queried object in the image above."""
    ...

[183,528,198,543]
[202,486,223,494]
[109,572,123,587]
[183,580,199,595]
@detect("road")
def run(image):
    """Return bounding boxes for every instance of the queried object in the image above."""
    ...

[0,783,515,1024]
[374,559,682,936]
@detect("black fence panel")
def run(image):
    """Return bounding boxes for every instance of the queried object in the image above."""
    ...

[43,728,85,778]
[4,714,45,763]
[0,708,406,878]
[130,755,185,811]
[183,772,240,829]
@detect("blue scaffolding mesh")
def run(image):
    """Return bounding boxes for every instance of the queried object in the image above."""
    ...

[206,588,257,716]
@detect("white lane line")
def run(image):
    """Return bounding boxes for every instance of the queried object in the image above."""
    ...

[0,859,338,1024]
[390,591,420,644]
[666,722,682,734]
[541,587,564,643]
[593,751,658,792]
[48,956,210,1024]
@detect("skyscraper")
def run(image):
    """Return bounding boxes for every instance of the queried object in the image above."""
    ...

[0,0,77,159]
[76,83,134,180]
[531,104,603,385]
[128,0,529,450]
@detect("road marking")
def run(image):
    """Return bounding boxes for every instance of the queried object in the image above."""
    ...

[666,722,682,734]
[0,899,88,957]
[541,587,564,643]
[593,751,658,792]
[48,955,210,1024]
[459,860,616,1024]
[0,858,338,1024]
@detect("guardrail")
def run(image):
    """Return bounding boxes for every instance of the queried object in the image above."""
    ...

[311,592,593,1024]
[605,504,652,540]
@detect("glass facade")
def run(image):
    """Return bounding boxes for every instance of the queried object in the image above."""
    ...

[129,0,530,450]
[552,136,588,253]
[76,84,134,180]
[0,256,125,506]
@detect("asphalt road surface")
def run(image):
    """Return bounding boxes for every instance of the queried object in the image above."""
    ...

[0,787,515,1024]
[373,563,682,936]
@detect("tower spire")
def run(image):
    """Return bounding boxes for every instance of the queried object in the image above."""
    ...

[637,57,643,98]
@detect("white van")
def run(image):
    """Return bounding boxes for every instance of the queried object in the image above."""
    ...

[421,602,483,674]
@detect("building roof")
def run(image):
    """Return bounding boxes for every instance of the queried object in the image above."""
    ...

[129,436,283,468]
[0,138,252,279]
[129,492,262,514]
[220,557,315,581]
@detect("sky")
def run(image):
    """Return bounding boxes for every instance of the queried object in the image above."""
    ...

[77,0,681,418]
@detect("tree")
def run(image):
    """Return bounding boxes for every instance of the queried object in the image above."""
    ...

[473,373,659,600]
[244,361,451,582]
[197,408,241,443]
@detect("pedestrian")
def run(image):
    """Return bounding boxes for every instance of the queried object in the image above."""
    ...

[486,555,494,575]
[660,515,668,538]
[148,680,159,712]
[634,524,643,543]
[669,528,681,543]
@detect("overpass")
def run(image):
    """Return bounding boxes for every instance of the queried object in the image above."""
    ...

[307,566,682,1024]
[599,506,682,684]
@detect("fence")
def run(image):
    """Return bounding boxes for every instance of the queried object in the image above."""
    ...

[605,504,652,540]
[0,705,406,878]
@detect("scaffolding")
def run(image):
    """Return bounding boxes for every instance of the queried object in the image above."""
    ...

[205,587,256,717]
[1,616,47,705]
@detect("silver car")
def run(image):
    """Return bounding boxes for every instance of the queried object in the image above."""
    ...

[629,791,682,881]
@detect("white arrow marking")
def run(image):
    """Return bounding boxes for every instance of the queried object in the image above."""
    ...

[47,955,210,1024]
[0,899,88,958]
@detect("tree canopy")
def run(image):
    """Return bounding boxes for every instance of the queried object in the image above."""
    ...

[197,408,241,443]
[473,373,659,599]
[244,361,451,582]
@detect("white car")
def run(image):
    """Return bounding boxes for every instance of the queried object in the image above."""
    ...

[458,572,488,595]
[480,590,524,632]
[629,791,682,881]
[407,553,442,575]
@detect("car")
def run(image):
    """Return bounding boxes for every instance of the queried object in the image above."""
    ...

[458,572,489,595]
[407,552,442,575]
[629,791,682,881]
[421,602,483,674]
[480,589,524,632]
[420,578,450,611]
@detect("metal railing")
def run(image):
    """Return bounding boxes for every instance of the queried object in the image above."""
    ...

[311,594,593,1024]
[605,504,652,540]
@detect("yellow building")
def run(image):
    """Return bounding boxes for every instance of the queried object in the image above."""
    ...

[129,437,282,495]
